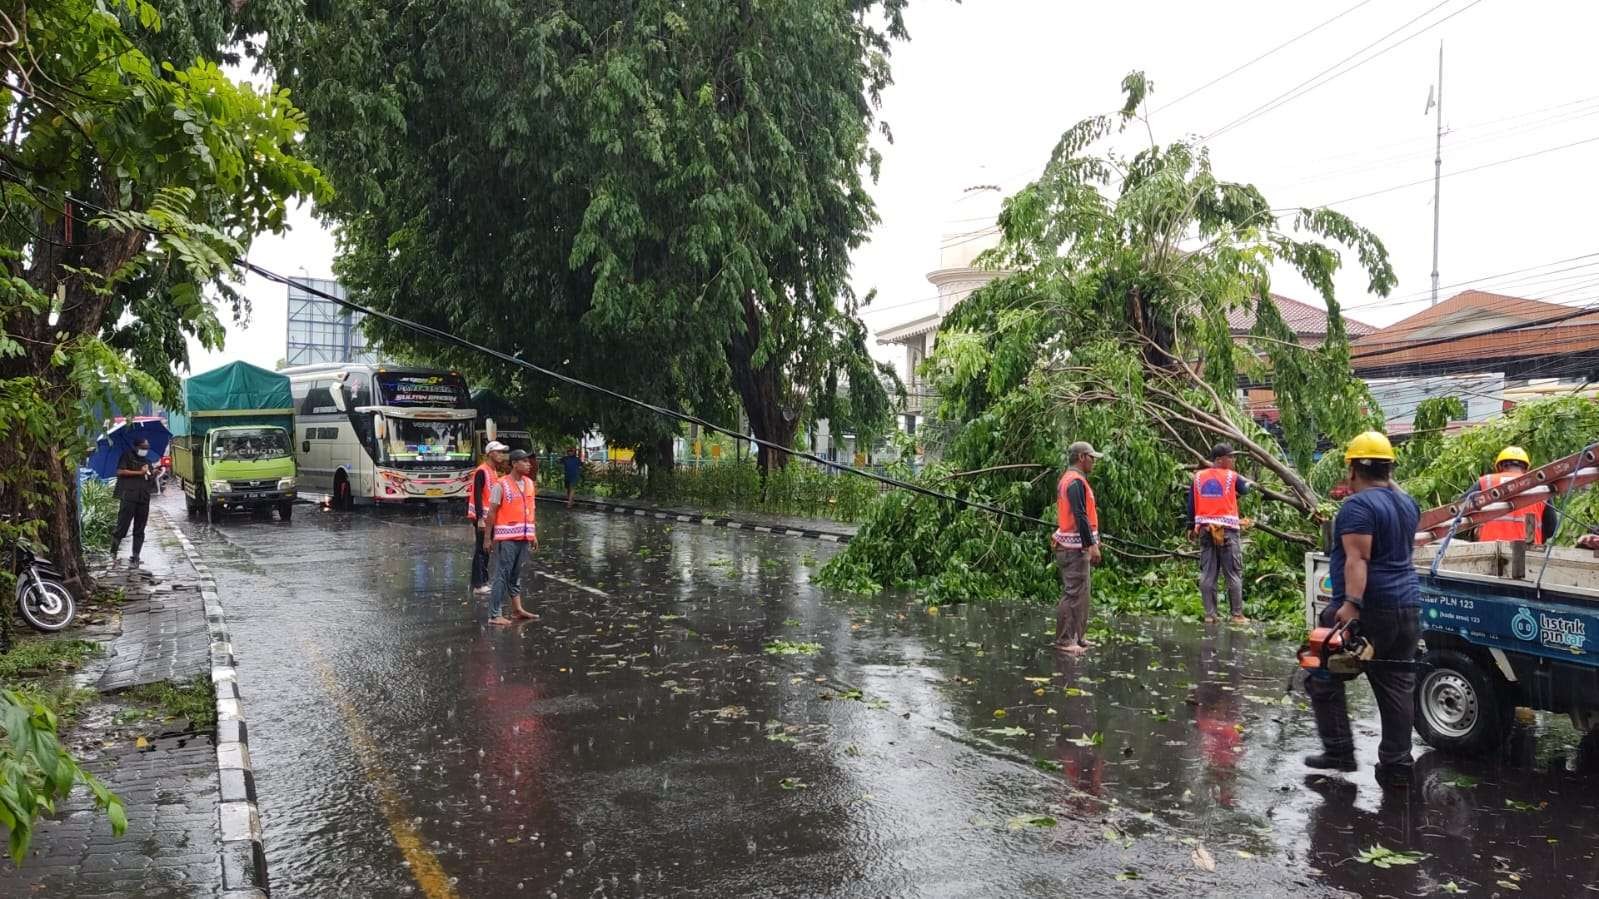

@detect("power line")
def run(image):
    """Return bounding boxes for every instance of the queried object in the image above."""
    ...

[1151,0,1378,114]
[1205,0,1486,142]
[1297,133,1599,208]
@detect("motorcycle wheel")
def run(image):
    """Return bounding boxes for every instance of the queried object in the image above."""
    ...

[17,577,75,632]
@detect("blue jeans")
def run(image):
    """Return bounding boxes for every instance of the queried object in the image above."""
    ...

[489,540,530,618]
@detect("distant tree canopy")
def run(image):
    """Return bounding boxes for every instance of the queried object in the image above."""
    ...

[278,0,905,468]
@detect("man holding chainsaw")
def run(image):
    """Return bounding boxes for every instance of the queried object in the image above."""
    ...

[1304,430,1422,789]
[1188,442,1252,624]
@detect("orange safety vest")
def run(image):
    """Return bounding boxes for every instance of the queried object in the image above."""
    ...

[491,474,537,542]
[465,462,497,521]
[1054,469,1099,549]
[1192,468,1241,530]
[1476,472,1544,543]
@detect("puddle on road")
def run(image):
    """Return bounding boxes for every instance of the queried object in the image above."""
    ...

[176,498,1599,897]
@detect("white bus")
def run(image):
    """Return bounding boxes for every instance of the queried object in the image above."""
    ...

[282,364,477,508]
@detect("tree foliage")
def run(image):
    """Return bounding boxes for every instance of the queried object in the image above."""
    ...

[820,75,1393,620]
[277,0,902,470]
[0,1,323,860]
[0,0,327,594]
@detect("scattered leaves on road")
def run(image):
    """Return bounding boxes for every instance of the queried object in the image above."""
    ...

[1007,814,1057,829]
[1355,845,1426,868]
[1066,731,1103,747]
[764,640,822,656]
[778,777,809,790]
[1191,844,1216,872]
[983,726,1029,737]
[1442,774,1480,789]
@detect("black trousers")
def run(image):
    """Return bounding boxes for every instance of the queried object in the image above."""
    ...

[469,522,491,589]
[1305,604,1421,768]
[113,497,150,558]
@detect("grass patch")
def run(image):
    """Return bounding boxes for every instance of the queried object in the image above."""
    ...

[125,676,216,731]
[0,637,98,680]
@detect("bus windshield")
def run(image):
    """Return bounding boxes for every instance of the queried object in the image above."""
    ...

[382,418,474,464]
[211,429,290,462]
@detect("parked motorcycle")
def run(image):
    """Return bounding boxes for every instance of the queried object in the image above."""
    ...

[6,537,76,632]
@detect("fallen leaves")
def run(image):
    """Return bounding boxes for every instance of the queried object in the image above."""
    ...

[1354,845,1426,868]
[763,640,822,656]
[1190,843,1216,872]
[778,777,809,790]
[1007,814,1057,829]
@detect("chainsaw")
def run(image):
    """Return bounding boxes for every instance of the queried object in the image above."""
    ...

[1295,619,1373,678]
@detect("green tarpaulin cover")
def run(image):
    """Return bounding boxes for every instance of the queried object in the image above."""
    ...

[170,362,294,436]
[183,361,293,413]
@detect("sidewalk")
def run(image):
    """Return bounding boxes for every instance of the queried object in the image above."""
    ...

[543,490,858,541]
[0,509,264,898]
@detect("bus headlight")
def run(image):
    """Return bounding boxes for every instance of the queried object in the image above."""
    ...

[209,480,231,494]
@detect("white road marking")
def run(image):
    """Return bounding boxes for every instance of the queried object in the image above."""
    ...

[537,570,609,596]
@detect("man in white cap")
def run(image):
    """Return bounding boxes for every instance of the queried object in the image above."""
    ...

[1053,440,1104,654]
[467,440,511,595]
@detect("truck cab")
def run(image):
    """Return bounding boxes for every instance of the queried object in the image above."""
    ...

[177,426,298,520]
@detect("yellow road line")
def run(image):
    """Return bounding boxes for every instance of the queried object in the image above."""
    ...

[303,640,460,899]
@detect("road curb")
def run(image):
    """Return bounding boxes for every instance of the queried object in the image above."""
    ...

[163,512,270,898]
[541,492,854,543]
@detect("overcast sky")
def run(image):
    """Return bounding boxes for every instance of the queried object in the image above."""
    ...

[191,0,1599,381]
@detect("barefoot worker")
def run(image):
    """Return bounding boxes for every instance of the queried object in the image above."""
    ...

[1052,441,1103,655]
[481,449,540,626]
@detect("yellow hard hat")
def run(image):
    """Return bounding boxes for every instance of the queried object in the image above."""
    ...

[1343,430,1396,463]
[1495,445,1531,468]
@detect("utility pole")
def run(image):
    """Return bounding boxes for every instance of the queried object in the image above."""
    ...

[1429,41,1444,306]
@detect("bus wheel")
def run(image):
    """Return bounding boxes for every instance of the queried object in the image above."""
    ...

[1415,650,1513,755]
[334,474,353,511]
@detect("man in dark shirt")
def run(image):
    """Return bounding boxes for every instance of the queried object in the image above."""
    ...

[1305,430,1422,789]
[112,437,157,566]
[562,447,583,508]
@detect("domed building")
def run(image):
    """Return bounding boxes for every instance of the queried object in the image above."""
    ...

[875,184,1009,437]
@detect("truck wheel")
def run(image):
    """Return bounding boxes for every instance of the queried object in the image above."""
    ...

[278,500,294,523]
[1415,650,1513,755]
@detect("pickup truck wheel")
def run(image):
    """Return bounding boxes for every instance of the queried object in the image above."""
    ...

[278,500,294,523]
[1415,650,1513,755]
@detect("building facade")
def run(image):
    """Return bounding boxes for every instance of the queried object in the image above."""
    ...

[875,185,1008,437]
[285,278,381,366]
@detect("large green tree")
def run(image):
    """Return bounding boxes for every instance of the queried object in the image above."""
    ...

[0,0,326,593]
[820,74,1394,620]
[278,0,901,470]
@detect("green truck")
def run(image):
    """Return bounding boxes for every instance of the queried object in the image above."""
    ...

[169,362,299,521]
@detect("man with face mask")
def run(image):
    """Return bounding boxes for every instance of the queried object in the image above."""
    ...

[112,437,157,565]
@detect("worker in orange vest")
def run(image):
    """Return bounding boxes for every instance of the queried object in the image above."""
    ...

[1474,446,1555,544]
[466,440,511,595]
[1052,441,1103,655]
[1188,442,1253,624]
[481,450,539,627]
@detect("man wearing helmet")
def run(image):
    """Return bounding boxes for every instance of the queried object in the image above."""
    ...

[1474,446,1556,544]
[1304,431,1422,789]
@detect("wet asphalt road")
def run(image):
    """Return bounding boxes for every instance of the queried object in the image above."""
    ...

[169,495,1599,898]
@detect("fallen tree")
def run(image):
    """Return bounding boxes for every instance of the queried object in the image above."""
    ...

[818,73,1395,623]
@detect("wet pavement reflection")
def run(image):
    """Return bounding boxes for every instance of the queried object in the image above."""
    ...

[171,496,1599,897]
